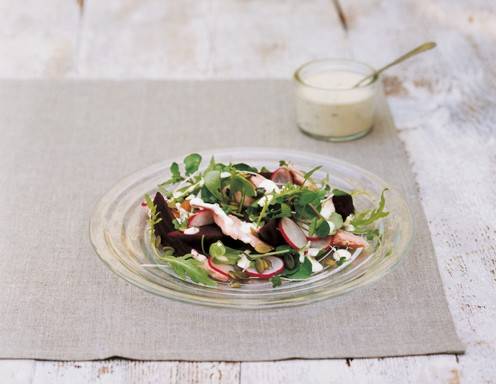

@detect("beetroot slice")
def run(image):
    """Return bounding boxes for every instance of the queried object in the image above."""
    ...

[152,192,192,255]
[168,225,224,242]
[167,225,225,253]
[332,194,355,219]
[258,219,285,246]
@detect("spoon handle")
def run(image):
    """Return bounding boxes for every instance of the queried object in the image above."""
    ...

[353,41,437,88]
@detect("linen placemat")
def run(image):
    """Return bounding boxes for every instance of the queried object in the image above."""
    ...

[0,80,463,361]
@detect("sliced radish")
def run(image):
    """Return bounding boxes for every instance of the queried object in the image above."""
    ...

[310,236,333,250]
[188,209,214,227]
[287,164,318,190]
[287,164,305,185]
[271,167,293,186]
[207,257,235,278]
[246,256,284,279]
[279,217,307,250]
[203,259,230,282]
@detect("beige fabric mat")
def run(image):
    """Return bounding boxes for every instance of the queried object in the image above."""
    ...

[0,80,463,360]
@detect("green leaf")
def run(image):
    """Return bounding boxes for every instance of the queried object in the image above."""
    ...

[298,190,320,206]
[184,153,202,175]
[209,241,242,265]
[230,174,256,197]
[284,257,312,279]
[303,166,322,183]
[352,189,389,227]
[315,219,330,238]
[204,170,222,199]
[308,217,331,237]
[200,185,217,203]
[144,193,162,241]
[160,254,216,286]
[232,163,257,172]
[158,162,184,187]
[170,162,181,180]
[270,275,282,288]
[332,188,350,197]
[209,240,225,258]
[279,203,292,217]
[327,212,343,233]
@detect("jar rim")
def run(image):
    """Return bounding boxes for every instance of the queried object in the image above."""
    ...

[293,58,378,91]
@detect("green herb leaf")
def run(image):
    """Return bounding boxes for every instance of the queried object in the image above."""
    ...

[158,162,184,187]
[270,275,282,288]
[327,212,343,233]
[308,217,331,237]
[279,203,292,218]
[170,162,181,180]
[209,241,242,265]
[144,193,162,241]
[303,165,322,183]
[315,218,330,238]
[230,174,257,197]
[332,188,350,197]
[232,163,258,172]
[200,185,217,203]
[184,153,202,175]
[298,190,320,206]
[160,254,216,286]
[204,170,222,199]
[284,257,312,279]
[352,189,389,227]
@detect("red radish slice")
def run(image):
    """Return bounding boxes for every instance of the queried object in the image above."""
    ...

[207,257,235,278]
[188,209,214,227]
[287,164,318,190]
[271,167,293,185]
[310,236,333,250]
[246,256,284,279]
[203,260,230,282]
[250,174,268,188]
[279,217,308,250]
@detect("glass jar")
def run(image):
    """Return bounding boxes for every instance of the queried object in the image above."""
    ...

[294,58,380,142]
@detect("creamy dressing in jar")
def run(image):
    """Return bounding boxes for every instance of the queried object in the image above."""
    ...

[294,59,379,141]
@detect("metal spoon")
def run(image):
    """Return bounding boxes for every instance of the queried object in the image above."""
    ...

[353,41,437,88]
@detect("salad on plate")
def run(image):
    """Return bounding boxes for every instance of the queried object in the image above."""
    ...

[143,153,388,288]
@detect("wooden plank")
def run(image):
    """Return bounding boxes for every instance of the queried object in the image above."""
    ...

[31,361,240,384]
[0,0,80,77]
[242,357,460,384]
[0,361,34,384]
[77,0,347,78]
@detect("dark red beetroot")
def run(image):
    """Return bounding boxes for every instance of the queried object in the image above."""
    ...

[153,192,192,255]
[168,225,224,243]
[332,193,355,219]
[167,225,226,253]
[258,219,285,247]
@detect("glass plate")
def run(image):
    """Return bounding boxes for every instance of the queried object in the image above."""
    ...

[90,148,413,309]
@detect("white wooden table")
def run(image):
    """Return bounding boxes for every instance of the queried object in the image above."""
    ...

[1,0,495,382]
